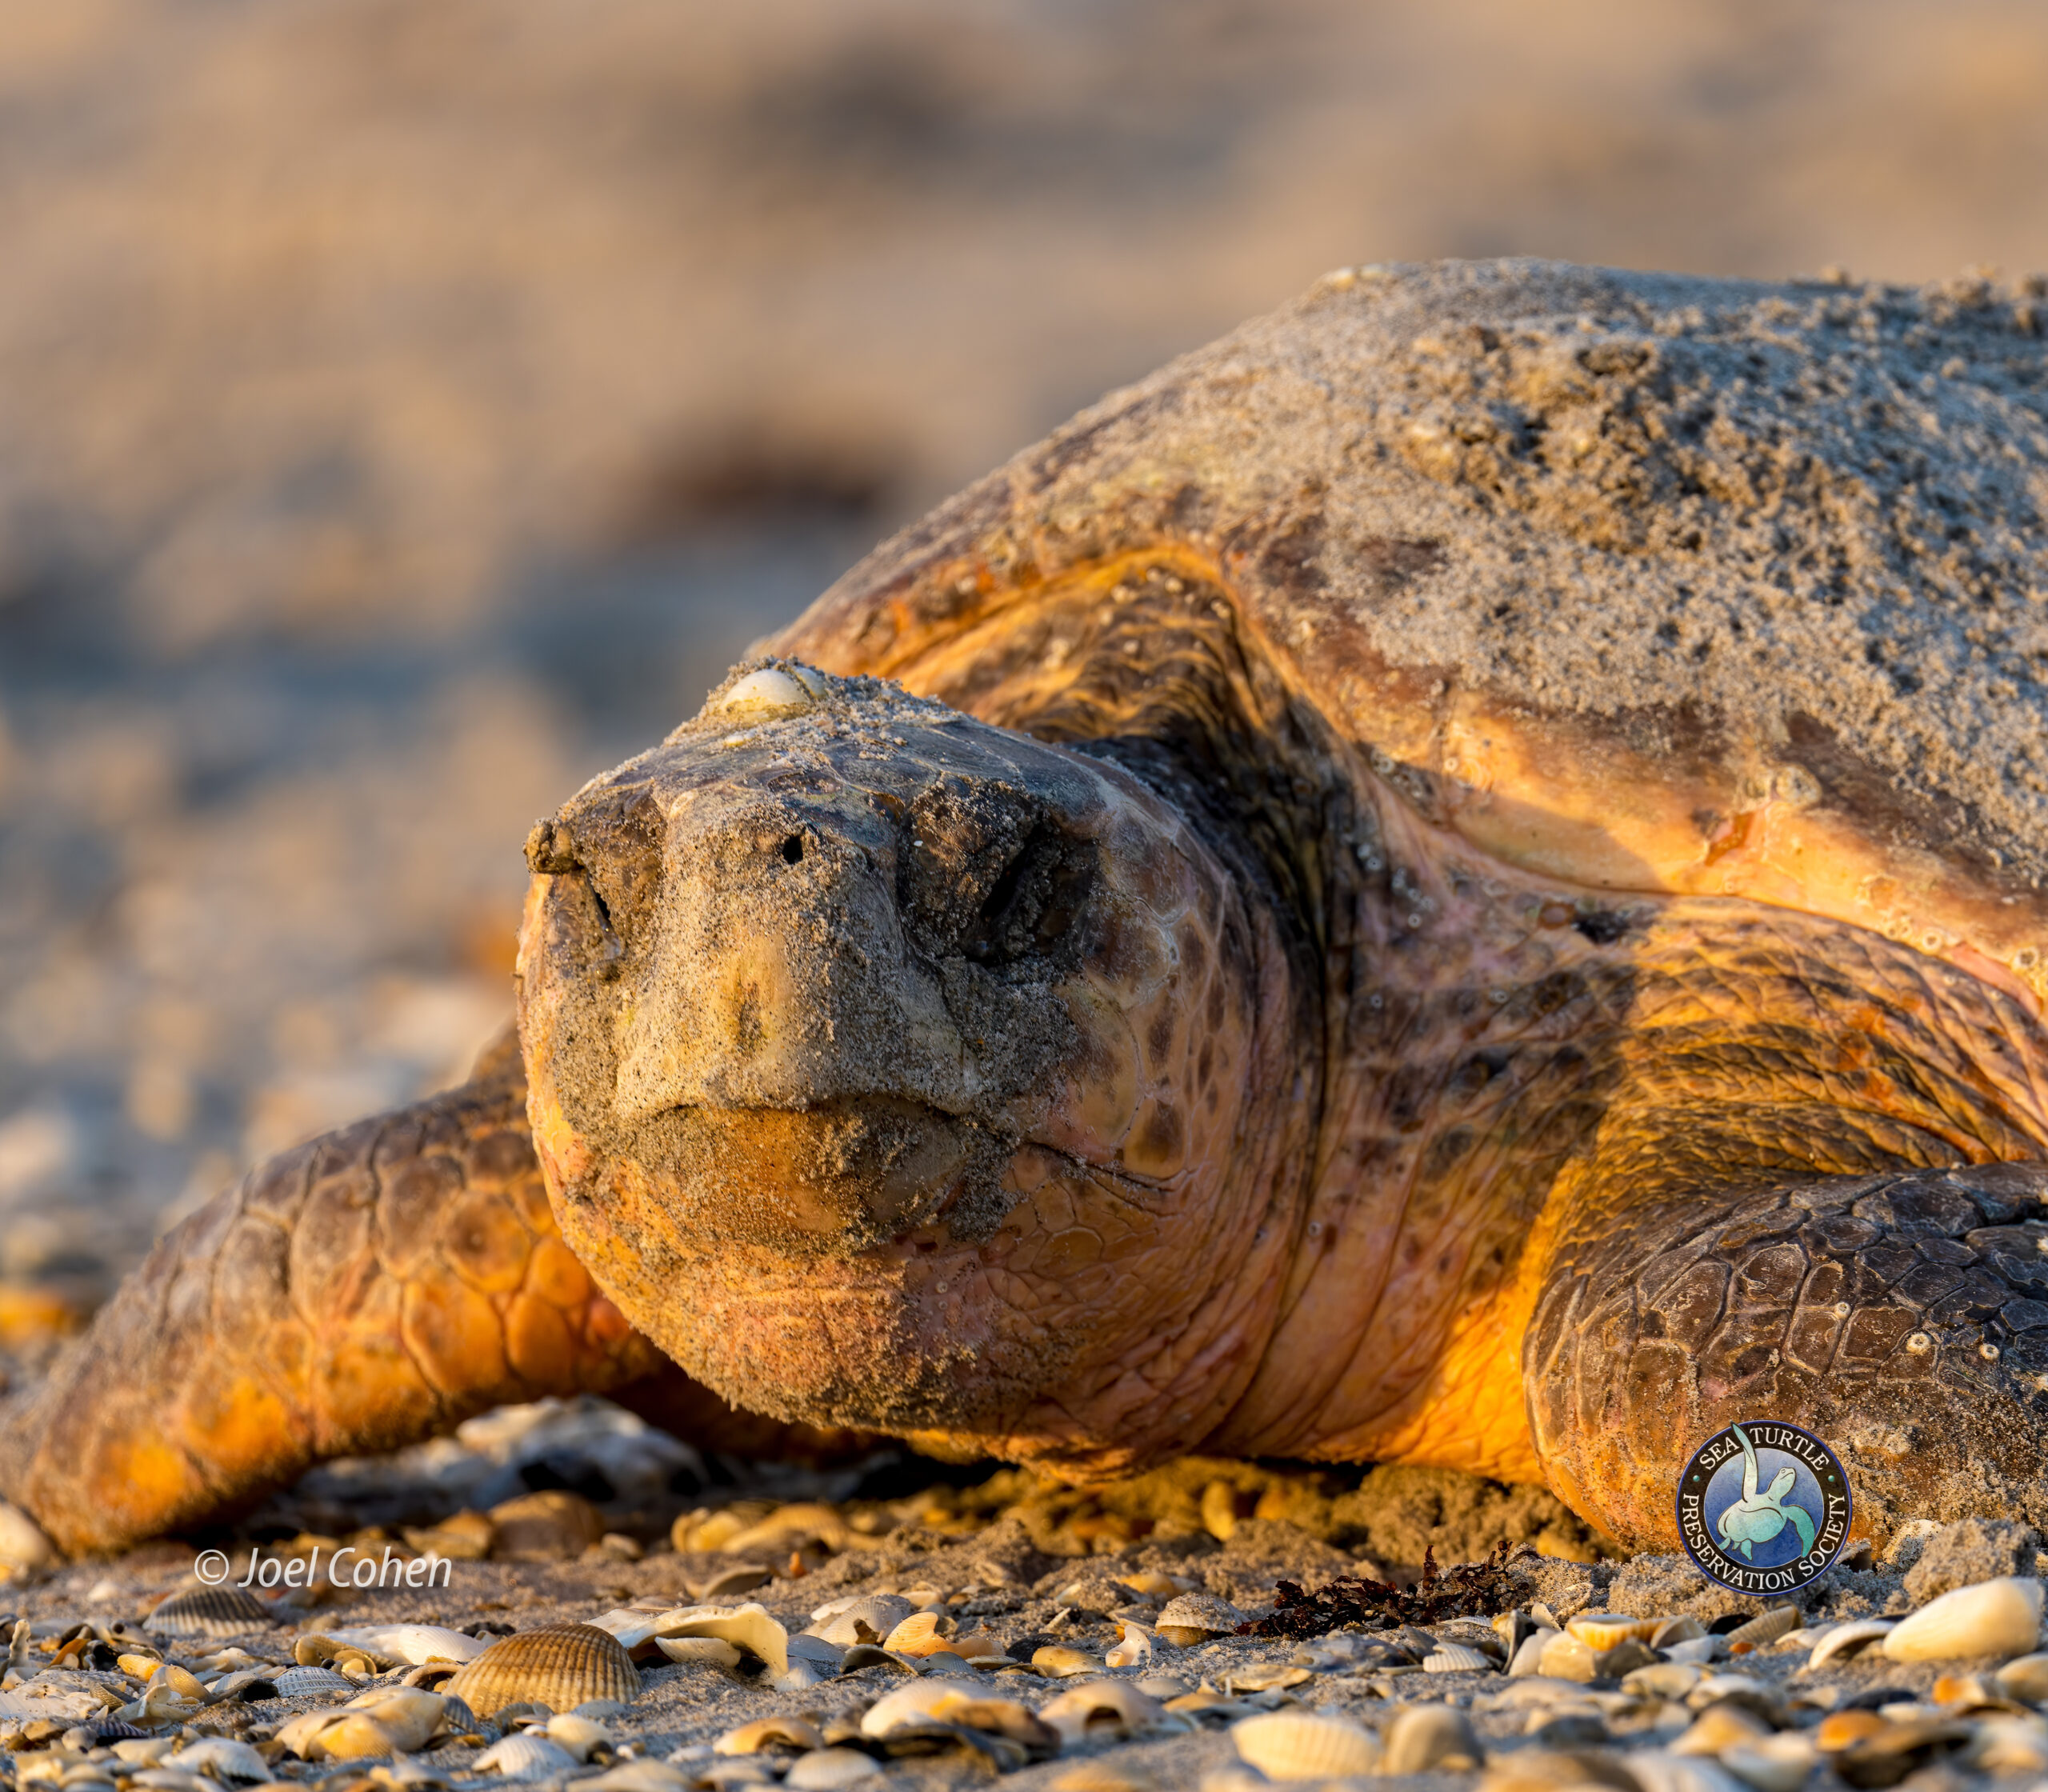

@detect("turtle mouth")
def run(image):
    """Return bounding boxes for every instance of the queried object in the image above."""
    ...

[613,1093,1017,1254]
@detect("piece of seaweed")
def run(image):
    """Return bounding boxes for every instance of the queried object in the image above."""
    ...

[1237,1539,1534,1638]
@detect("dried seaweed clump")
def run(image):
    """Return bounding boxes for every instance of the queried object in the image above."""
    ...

[1238,1541,1534,1639]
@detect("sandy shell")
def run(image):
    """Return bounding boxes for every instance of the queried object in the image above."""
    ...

[1383,1703,1482,1774]
[274,1713,396,1762]
[1038,1679,1168,1746]
[1537,1630,1598,1682]
[1222,1663,1313,1694]
[1425,1643,1494,1674]
[1884,1577,2046,1663]
[1232,1710,1381,1781]
[1722,1606,1802,1651]
[474,1734,579,1781]
[1995,1652,2048,1703]
[445,1624,639,1717]
[271,1666,355,1698]
[148,1590,272,1638]
[1154,1593,1242,1646]
[714,1717,825,1755]
[1809,1620,1896,1670]
[783,1751,883,1790]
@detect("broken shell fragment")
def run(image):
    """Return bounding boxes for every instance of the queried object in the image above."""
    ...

[1232,1710,1381,1781]
[444,1624,639,1717]
[1884,1578,2045,1662]
[1810,1621,1896,1670]
[807,1596,914,1650]
[545,1714,615,1762]
[878,1612,954,1656]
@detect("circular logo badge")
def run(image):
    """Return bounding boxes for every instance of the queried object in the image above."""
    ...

[1676,1420,1853,1594]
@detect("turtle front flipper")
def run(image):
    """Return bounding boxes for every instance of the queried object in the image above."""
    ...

[1526,1163,2048,1552]
[0,1044,666,1556]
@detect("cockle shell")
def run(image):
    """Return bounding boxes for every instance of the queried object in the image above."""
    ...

[1231,1710,1380,1781]
[148,1590,271,1639]
[1537,1630,1598,1682]
[1722,1606,1802,1652]
[1884,1577,2046,1662]
[1032,1646,1100,1678]
[1424,1643,1494,1673]
[1154,1593,1242,1648]
[1038,1679,1170,1746]
[473,1734,578,1781]
[1654,1617,1709,1648]
[444,1624,639,1717]
[270,1690,446,1765]
[1567,1614,1658,1647]
[164,1740,273,1782]
[1808,1620,1895,1670]
[1382,1702,1482,1774]
[270,1666,354,1698]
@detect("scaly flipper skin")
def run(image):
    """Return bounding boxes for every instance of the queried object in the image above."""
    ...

[0,1045,666,1555]
[1527,1165,2048,1551]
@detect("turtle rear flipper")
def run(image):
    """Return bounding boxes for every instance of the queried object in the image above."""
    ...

[0,1042,668,1557]
[1525,1162,2048,1552]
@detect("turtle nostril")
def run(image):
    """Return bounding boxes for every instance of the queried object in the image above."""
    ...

[781,834,804,865]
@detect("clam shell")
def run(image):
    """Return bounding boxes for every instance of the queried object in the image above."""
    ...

[1654,1616,1708,1648]
[1884,1577,2046,1662]
[1537,1630,1598,1682]
[1994,1651,2048,1703]
[270,1666,354,1697]
[1038,1679,1168,1746]
[1809,1620,1896,1670]
[445,1624,638,1717]
[861,1680,986,1736]
[148,1590,272,1638]
[1232,1710,1380,1781]
[1221,1663,1312,1693]
[783,1750,882,1790]
[1672,1703,1770,1756]
[1031,1646,1100,1678]
[473,1734,579,1780]
[1383,1703,1482,1774]
[638,1604,790,1678]
[1424,1642,1494,1673]
[337,1686,447,1753]
[324,1625,486,1666]
[1722,1606,1802,1651]
[714,1717,824,1755]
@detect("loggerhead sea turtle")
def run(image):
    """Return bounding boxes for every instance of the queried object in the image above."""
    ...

[6,257,2048,1562]
[1714,1424,1818,1563]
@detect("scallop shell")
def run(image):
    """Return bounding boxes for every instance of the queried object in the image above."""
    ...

[1722,1606,1802,1651]
[1231,1710,1380,1780]
[148,1590,272,1638]
[271,1666,355,1697]
[444,1624,639,1717]
[1884,1577,2046,1662]
[1424,1642,1494,1673]
[1808,1619,1896,1670]
[1383,1703,1482,1774]
[474,1734,579,1780]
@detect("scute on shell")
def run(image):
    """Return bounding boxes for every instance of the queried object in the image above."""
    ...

[444,1624,639,1717]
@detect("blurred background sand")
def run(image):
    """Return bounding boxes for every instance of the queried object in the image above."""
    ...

[2,0,2046,1319]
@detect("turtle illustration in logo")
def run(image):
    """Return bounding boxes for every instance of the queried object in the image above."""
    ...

[1714,1424,1819,1561]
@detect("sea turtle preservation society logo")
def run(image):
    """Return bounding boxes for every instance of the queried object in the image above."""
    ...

[1676,1420,1852,1594]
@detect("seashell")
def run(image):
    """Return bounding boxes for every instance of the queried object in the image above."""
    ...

[1038,1679,1170,1746]
[1537,1630,1598,1682]
[1807,1619,1895,1669]
[782,1751,882,1790]
[1722,1606,1802,1652]
[487,1490,606,1562]
[270,1664,354,1697]
[579,1765,695,1792]
[640,1604,790,1678]
[1568,1614,1657,1647]
[786,1634,846,1669]
[1155,1591,1243,1648]
[1384,1702,1482,1774]
[1654,1616,1708,1647]
[544,1714,614,1761]
[1814,1710,1889,1752]
[1232,1710,1380,1781]
[806,1595,913,1650]
[1138,1673,1193,1700]
[1831,1716,1976,1788]
[1719,1734,1819,1792]
[716,667,819,718]
[878,1612,954,1656]
[694,1566,771,1602]
[1969,1713,2048,1773]
[861,1680,986,1736]
[474,1734,579,1781]
[1506,1630,1551,1677]
[324,1625,486,1666]
[1884,1576,2046,1662]
[150,1663,213,1703]
[654,1637,742,1670]
[1665,1635,1728,1666]
[273,1712,391,1762]
[1104,1623,1153,1670]
[1625,1662,1705,1700]
[334,1687,447,1753]
[148,1590,272,1639]
[1116,1572,1193,1602]
[445,1625,638,1717]
[1995,1651,2048,1703]
[164,1739,273,1783]
[112,1742,178,1766]
[1425,1643,1494,1674]
[714,1714,825,1755]
[1672,1702,1770,1756]
[1221,1662,1312,1693]
[1030,1646,1099,1678]
[837,1645,914,1676]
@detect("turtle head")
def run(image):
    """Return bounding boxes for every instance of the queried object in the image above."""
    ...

[516,662,1286,1465]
